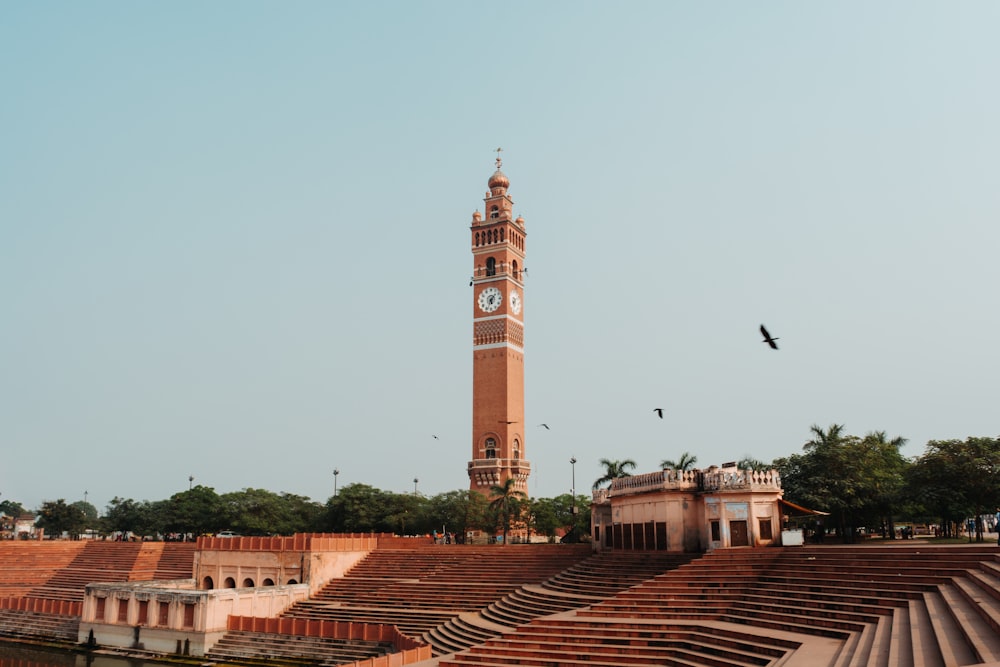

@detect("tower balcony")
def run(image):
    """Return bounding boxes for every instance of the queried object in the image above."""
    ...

[467,458,531,489]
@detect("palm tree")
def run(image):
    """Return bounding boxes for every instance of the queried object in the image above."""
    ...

[489,478,526,544]
[805,423,846,451]
[737,456,769,471]
[660,452,698,471]
[592,458,637,491]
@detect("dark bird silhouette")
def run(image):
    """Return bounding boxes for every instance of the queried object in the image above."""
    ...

[538,423,550,430]
[432,435,439,439]
[653,408,664,419]
[760,324,779,350]
[499,420,519,424]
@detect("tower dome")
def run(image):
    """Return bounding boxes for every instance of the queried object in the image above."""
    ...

[488,169,509,191]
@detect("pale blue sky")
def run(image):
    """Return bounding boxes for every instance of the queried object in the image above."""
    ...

[2,2,998,513]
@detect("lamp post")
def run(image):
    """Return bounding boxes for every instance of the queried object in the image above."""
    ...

[333,469,340,497]
[413,478,419,496]
[570,457,578,515]
[188,475,194,491]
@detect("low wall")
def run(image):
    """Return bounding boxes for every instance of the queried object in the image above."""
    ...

[228,616,432,666]
[0,597,82,616]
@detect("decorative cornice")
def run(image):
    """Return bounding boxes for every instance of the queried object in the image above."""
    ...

[474,319,524,349]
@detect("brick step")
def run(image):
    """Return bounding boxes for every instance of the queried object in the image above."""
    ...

[735,592,895,620]
[0,609,79,642]
[457,641,768,667]
[741,579,923,604]
[938,581,1000,664]
[917,590,978,667]
[512,622,795,659]
[425,614,508,656]
[206,630,392,664]
[906,599,944,667]
[723,605,865,636]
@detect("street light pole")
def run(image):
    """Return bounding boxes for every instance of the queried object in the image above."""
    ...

[413,478,419,496]
[570,457,577,515]
[333,469,340,497]
[188,475,194,491]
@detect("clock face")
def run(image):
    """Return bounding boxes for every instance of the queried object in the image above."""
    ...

[478,286,502,313]
[509,289,522,315]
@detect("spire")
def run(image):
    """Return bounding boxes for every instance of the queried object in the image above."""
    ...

[488,147,509,192]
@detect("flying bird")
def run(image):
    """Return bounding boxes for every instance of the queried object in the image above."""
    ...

[653,408,664,419]
[538,423,550,430]
[760,324,779,350]
[432,435,439,440]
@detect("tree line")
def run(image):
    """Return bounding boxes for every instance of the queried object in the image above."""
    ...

[6,426,999,543]
[6,483,591,543]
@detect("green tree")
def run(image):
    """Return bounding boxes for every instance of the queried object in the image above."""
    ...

[855,431,909,538]
[538,493,591,541]
[423,490,489,542]
[908,437,1000,542]
[385,489,428,535]
[162,486,224,538]
[278,493,325,534]
[593,458,637,490]
[660,452,698,471]
[103,497,146,536]
[489,478,526,544]
[219,489,323,536]
[71,500,99,525]
[36,499,87,538]
[0,499,26,517]
[321,483,395,533]
[775,424,908,543]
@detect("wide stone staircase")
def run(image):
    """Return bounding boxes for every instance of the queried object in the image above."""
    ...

[438,545,1000,667]
[0,543,85,598]
[205,543,594,664]
[281,543,593,636]
[0,608,80,642]
[0,541,196,643]
[424,551,696,655]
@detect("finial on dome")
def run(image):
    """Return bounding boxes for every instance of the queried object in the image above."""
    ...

[488,147,510,191]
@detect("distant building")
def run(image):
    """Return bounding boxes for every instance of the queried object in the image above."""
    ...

[591,463,786,552]
[14,513,39,539]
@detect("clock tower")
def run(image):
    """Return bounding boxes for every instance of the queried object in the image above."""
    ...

[468,152,530,495]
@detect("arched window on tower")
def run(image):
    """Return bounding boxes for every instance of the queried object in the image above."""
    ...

[511,260,519,280]
[490,205,499,219]
[486,257,496,277]
[485,438,496,459]
[512,439,520,460]
[500,228,505,242]
[475,232,480,246]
